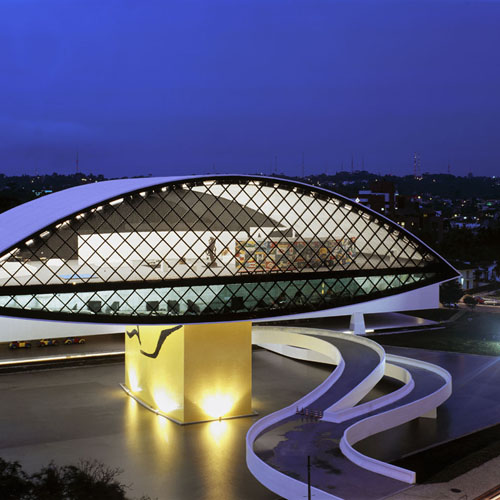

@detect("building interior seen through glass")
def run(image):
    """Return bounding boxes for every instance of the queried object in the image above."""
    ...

[0,273,437,317]
[0,178,446,319]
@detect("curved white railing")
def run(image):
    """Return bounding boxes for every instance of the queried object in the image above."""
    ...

[325,362,414,423]
[256,341,334,365]
[254,326,386,412]
[339,354,452,484]
[248,327,389,500]
[248,326,453,495]
[255,327,416,424]
[248,328,346,500]
[257,331,416,425]
[252,328,345,410]
[246,410,343,500]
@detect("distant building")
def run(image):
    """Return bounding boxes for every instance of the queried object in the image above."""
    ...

[356,182,444,242]
[458,266,476,290]
[449,220,481,231]
[32,189,53,197]
[395,209,445,243]
[357,181,396,214]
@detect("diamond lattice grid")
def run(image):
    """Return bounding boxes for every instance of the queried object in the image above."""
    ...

[0,179,440,291]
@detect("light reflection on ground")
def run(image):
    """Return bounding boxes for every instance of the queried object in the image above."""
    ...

[0,348,330,499]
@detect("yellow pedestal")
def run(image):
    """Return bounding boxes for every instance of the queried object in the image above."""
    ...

[124,322,252,424]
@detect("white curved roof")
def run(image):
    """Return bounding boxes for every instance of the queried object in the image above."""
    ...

[0,176,191,255]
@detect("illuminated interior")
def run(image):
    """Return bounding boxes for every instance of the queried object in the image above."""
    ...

[0,176,456,323]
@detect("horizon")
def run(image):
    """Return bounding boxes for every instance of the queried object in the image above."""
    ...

[0,167,498,181]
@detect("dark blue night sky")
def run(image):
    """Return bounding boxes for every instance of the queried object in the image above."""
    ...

[1,0,499,178]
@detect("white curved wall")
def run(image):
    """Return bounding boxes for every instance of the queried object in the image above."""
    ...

[256,335,416,425]
[254,326,386,413]
[339,354,452,483]
[0,315,123,342]
[248,328,347,500]
[324,363,415,424]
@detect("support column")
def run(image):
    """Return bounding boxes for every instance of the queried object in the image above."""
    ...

[123,322,253,424]
[349,312,366,335]
[421,408,437,419]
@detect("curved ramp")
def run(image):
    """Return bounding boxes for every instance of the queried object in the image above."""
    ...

[247,326,452,500]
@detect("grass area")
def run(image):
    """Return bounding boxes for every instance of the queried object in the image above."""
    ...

[369,311,500,356]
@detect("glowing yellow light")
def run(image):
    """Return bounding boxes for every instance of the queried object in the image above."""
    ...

[124,397,142,454]
[207,420,228,444]
[201,393,234,419]
[154,414,170,443]
[127,368,142,392]
[124,321,251,424]
[153,388,179,414]
[127,397,138,419]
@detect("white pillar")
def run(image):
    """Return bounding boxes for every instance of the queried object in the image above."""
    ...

[349,312,366,335]
[421,408,437,419]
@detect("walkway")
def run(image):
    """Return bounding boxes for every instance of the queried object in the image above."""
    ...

[247,327,452,500]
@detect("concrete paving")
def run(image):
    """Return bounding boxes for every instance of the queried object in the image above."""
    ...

[0,348,332,500]
[389,455,500,500]
[2,332,500,499]
[357,347,500,463]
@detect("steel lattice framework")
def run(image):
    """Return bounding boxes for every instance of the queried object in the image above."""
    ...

[0,175,457,323]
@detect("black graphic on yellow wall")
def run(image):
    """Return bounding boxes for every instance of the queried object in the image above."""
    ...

[126,327,141,345]
[126,325,183,359]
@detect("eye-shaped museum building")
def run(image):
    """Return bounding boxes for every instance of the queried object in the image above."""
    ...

[0,174,458,333]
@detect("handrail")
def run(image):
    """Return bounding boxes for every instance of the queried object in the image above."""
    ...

[340,354,452,484]
[248,328,346,499]
[247,327,388,499]
[252,328,345,409]
[256,330,416,425]
[254,326,386,412]
[248,326,453,493]
[325,363,414,423]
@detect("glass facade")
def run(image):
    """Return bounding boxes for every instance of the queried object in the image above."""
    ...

[0,176,456,322]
